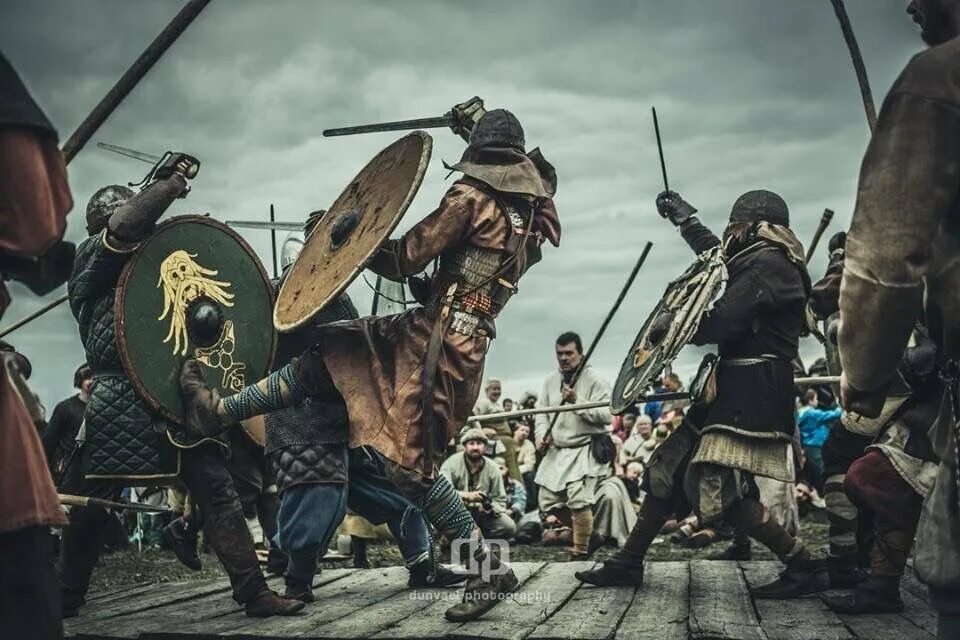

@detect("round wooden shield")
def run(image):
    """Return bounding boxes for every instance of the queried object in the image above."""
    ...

[611,247,727,414]
[274,131,432,332]
[116,216,276,426]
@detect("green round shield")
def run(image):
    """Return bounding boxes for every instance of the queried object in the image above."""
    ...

[116,215,276,425]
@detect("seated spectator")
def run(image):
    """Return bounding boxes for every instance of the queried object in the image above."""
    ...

[620,412,655,468]
[496,457,526,521]
[513,423,538,508]
[797,388,842,492]
[440,428,516,541]
[621,461,643,505]
[474,379,521,480]
[593,472,637,548]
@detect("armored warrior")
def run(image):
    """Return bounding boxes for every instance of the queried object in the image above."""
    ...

[262,210,465,602]
[577,189,829,598]
[181,109,561,621]
[805,232,939,614]
[62,166,304,618]
[839,1,960,635]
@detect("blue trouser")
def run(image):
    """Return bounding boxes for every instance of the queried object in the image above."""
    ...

[276,445,432,582]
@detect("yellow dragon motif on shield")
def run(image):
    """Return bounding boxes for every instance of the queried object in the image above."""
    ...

[157,250,235,356]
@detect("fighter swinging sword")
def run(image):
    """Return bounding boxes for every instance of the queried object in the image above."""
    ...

[0,0,212,339]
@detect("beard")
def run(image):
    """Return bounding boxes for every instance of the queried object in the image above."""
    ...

[914,2,956,46]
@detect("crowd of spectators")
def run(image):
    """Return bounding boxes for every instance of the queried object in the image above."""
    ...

[40,336,839,566]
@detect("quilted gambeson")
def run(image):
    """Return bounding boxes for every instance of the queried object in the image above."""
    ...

[68,234,180,480]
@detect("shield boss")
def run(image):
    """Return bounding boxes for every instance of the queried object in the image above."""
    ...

[274,131,432,332]
[115,215,276,425]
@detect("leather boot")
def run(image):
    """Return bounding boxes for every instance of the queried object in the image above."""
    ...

[707,531,752,560]
[204,506,281,612]
[162,515,202,571]
[827,553,866,589]
[444,543,519,622]
[575,495,670,587]
[283,576,315,604]
[245,588,306,617]
[266,546,289,576]
[824,575,903,614]
[751,549,830,599]
[408,561,468,588]
[575,555,645,587]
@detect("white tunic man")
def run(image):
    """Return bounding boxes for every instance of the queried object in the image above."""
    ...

[534,331,613,559]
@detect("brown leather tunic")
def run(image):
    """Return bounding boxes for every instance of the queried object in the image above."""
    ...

[315,179,553,474]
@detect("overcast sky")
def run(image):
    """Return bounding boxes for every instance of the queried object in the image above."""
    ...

[1,0,923,410]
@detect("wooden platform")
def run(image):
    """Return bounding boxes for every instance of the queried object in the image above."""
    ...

[64,561,938,640]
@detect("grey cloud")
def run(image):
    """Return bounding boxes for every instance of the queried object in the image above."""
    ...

[0,0,923,407]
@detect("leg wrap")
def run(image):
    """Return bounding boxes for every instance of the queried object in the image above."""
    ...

[420,474,476,543]
[727,497,802,564]
[825,472,859,560]
[221,364,306,423]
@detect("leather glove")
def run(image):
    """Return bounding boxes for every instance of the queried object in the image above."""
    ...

[647,310,675,344]
[179,358,228,437]
[656,190,697,226]
[840,372,888,419]
[828,231,846,254]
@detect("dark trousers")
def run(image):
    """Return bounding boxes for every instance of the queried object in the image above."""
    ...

[60,442,266,609]
[276,446,431,582]
[0,526,62,640]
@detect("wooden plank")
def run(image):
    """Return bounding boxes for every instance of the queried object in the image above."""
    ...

[371,562,544,640]
[85,581,159,604]
[187,566,413,638]
[901,567,930,604]
[899,589,938,637]
[615,561,688,640]
[688,560,765,640]
[450,561,582,640]
[740,561,851,640]
[837,613,935,640]
[96,570,354,640]
[526,566,634,640]
[82,577,234,621]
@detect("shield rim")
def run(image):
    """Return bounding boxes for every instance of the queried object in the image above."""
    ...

[611,248,727,414]
[273,130,433,333]
[115,214,277,426]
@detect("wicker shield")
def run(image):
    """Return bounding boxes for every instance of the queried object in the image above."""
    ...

[611,246,728,414]
[115,215,276,426]
[274,131,432,332]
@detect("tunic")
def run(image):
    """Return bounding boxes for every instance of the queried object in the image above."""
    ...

[838,35,960,608]
[533,365,613,493]
[314,176,558,474]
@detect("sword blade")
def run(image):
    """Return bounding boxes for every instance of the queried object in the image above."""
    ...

[323,115,456,137]
[225,220,303,232]
[652,106,670,192]
[97,142,162,164]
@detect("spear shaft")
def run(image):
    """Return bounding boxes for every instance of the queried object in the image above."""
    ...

[61,0,213,163]
[0,0,212,339]
[829,0,877,133]
[541,242,653,440]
